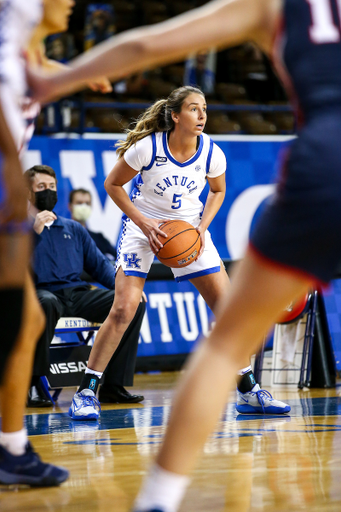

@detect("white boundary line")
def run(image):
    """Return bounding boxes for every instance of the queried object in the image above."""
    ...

[209,134,296,142]
[50,133,296,142]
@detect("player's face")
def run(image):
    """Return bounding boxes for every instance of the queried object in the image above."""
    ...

[174,93,207,136]
[42,0,75,34]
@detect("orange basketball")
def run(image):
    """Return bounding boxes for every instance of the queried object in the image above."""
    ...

[156,220,201,268]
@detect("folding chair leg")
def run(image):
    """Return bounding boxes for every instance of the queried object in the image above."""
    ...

[298,291,318,389]
[39,376,55,405]
[304,291,318,387]
[52,388,63,401]
[298,296,312,389]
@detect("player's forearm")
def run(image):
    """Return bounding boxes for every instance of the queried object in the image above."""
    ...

[0,103,24,183]
[0,103,19,156]
[199,190,225,231]
[41,59,95,96]
[39,0,267,100]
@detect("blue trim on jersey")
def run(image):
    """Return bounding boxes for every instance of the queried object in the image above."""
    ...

[124,270,148,278]
[142,132,156,170]
[175,265,221,282]
[115,217,128,276]
[162,131,204,167]
[206,139,214,174]
[129,175,142,205]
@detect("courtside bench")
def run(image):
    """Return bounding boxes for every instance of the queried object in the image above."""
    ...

[42,317,102,403]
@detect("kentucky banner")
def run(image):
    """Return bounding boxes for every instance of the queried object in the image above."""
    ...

[26,134,294,260]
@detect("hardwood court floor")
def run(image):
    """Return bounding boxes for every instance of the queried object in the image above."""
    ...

[2,373,341,512]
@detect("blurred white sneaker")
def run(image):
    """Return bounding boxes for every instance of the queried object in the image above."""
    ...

[236,384,291,414]
[69,389,100,421]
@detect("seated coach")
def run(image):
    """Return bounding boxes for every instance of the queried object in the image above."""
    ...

[25,165,145,407]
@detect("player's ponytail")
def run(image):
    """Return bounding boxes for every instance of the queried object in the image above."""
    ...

[116,86,204,158]
[115,99,168,158]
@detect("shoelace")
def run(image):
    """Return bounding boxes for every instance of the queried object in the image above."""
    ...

[254,389,273,414]
[77,394,101,412]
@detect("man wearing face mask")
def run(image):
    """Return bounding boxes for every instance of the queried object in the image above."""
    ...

[25,165,145,407]
[69,188,117,262]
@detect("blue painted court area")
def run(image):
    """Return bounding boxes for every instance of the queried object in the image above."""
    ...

[25,396,341,437]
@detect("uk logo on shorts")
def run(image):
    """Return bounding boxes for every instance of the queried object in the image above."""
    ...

[123,253,142,269]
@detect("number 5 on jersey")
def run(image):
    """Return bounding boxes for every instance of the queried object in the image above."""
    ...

[171,193,182,209]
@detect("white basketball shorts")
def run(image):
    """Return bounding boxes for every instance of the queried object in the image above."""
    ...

[115,216,222,281]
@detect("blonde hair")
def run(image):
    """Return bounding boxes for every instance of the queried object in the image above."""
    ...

[116,86,204,158]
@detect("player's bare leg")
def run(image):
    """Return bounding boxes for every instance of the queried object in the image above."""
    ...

[189,258,285,414]
[0,273,44,432]
[0,234,44,434]
[69,269,146,420]
[0,233,30,436]
[0,233,67,487]
[189,260,230,314]
[190,261,251,367]
[133,249,311,511]
[87,268,145,372]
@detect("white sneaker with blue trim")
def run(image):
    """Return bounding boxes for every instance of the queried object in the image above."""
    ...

[236,384,291,414]
[69,389,101,421]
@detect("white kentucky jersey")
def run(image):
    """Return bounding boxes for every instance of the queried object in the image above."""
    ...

[0,0,42,151]
[124,131,226,225]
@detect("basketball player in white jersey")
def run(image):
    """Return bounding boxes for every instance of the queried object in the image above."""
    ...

[69,86,290,421]
[0,0,68,486]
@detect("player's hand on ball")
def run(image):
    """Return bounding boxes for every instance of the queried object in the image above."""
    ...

[139,217,168,254]
[196,225,205,259]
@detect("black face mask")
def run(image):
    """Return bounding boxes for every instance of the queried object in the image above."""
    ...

[34,189,58,211]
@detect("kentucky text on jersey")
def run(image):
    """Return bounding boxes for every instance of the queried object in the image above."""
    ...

[154,174,198,195]
[124,131,226,225]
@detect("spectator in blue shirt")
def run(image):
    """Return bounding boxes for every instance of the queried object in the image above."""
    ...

[25,165,145,407]
[184,49,216,95]
[68,188,117,262]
